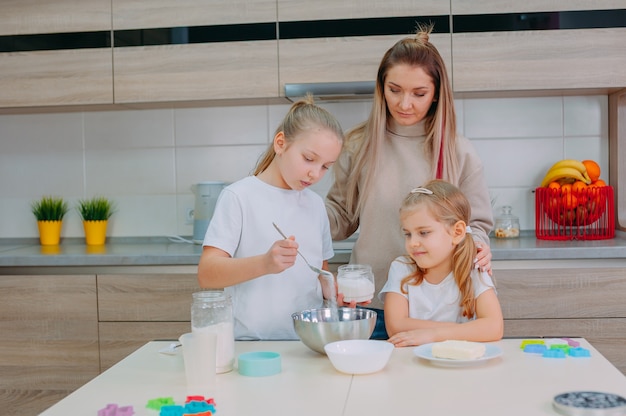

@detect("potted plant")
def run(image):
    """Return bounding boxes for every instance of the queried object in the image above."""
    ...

[31,196,69,245]
[77,196,115,245]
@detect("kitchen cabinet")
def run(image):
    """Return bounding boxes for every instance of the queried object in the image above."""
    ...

[494,259,626,373]
[450,1,626,92]
[0,275,99,416]
[97,273,200,370]
[111,0,279,104]
[277,1,452,96]
[0,0,113,108]
[0,0,110,35]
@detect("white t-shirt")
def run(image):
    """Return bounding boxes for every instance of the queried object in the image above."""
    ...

[378,257,496,323]
[203,176,334,340]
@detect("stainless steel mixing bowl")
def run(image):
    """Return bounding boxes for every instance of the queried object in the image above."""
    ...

[291,307,377,354]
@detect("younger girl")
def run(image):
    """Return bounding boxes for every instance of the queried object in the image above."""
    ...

[380,180,503,347]
[197,96,345,340]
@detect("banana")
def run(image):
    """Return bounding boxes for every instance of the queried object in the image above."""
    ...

[540,166,589,187]
[541,159,592,187]
[547,159,587,174]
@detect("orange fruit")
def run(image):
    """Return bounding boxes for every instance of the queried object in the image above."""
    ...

[591,179,607,188]
[561,193,579,210]
[582,160,601,182]
[571,180,587,194]
[547,181,561,191]
[561,183,573,194]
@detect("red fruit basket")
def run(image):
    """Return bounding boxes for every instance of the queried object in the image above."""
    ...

[535,186,615,240]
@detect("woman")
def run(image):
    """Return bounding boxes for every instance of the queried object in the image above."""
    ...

[325,24,493,338]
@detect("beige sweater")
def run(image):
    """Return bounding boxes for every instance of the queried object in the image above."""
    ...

[326,119,493,309]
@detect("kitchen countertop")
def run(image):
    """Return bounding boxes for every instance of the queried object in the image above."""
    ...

[1,231,626,269]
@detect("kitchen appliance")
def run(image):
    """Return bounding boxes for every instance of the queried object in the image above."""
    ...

[192,181,226,244]
[284,81,375,102]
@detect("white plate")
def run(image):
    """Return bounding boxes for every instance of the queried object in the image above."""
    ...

[413,343,503,367]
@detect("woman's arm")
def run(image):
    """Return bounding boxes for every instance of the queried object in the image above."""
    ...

[385,289,504,347]
[325,147,360,241]
[197,238,299,288]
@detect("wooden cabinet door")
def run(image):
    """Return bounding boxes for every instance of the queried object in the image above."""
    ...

[0,275,99,415]
[112,0,279,103]
[277,0,452,97]
[494,262,626,374]
[97,273,201,369]
[0,0,113,108]
[450,2,626,92]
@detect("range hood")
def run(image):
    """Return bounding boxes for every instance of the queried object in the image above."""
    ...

[284,81,375,102]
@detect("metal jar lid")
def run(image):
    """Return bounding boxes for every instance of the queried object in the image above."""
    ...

[553,391,626,416]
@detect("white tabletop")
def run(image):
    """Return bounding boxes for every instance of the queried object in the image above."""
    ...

[39,338,626,416]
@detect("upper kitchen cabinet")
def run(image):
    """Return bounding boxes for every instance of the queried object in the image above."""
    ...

[450,1,626,93]
[277,1,453,97]
[112,0,279,104]
[0,0,113,108]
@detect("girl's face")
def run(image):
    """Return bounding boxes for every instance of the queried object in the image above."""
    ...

[384,63,437,126]
[401,205,462,280]
[272,127,342,191]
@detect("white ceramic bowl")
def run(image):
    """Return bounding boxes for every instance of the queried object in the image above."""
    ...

[324,339,394,374]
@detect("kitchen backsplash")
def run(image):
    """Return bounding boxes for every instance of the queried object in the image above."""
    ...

[0,95,608,239]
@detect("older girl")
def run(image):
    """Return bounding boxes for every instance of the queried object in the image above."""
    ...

[198,96,344,340]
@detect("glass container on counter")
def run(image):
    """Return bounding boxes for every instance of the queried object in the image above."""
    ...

[494,205,520,239]
[191,290,235,373]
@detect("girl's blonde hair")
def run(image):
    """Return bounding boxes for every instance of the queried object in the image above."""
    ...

[254,94,344,175]
[340,23,458,221]
[399,180,478,318]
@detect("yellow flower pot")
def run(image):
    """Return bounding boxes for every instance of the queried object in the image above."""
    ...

[37,220,63,246]
[83,220,108,245]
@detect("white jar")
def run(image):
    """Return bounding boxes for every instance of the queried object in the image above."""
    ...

[191,291,235,373]
[337,264,375,303]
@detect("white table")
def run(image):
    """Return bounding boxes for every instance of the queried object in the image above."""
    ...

[39,338,626,416]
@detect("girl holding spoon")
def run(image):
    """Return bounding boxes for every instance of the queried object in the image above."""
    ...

[198,95,363,341]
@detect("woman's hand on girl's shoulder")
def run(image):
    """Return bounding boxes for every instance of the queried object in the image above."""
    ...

[474,242,493,276]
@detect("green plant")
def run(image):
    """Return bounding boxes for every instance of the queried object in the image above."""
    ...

[77,197,115,221]
[31,196,69,221]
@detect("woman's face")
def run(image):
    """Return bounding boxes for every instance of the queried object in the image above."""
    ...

[384,63,437,126]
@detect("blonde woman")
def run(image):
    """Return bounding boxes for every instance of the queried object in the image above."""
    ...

[325,24,493,338]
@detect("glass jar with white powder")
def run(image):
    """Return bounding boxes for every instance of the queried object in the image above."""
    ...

[337,264,375,303]
[191,290,235,373]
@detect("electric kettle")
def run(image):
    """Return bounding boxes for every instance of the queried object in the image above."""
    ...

[191,181,226,244]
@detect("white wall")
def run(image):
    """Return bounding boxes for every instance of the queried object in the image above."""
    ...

[0,95,608,239]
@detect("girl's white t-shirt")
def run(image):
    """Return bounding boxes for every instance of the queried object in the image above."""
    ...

[203,176,334,340]
[379,257,496,323]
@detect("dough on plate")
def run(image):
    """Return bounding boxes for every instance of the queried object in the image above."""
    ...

[431,340,486,360]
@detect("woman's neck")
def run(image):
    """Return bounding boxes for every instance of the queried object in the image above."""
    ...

[387,118,426,138]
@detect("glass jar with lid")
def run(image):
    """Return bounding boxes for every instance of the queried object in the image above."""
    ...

[191,290,235,373]
[494,205,520,239]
